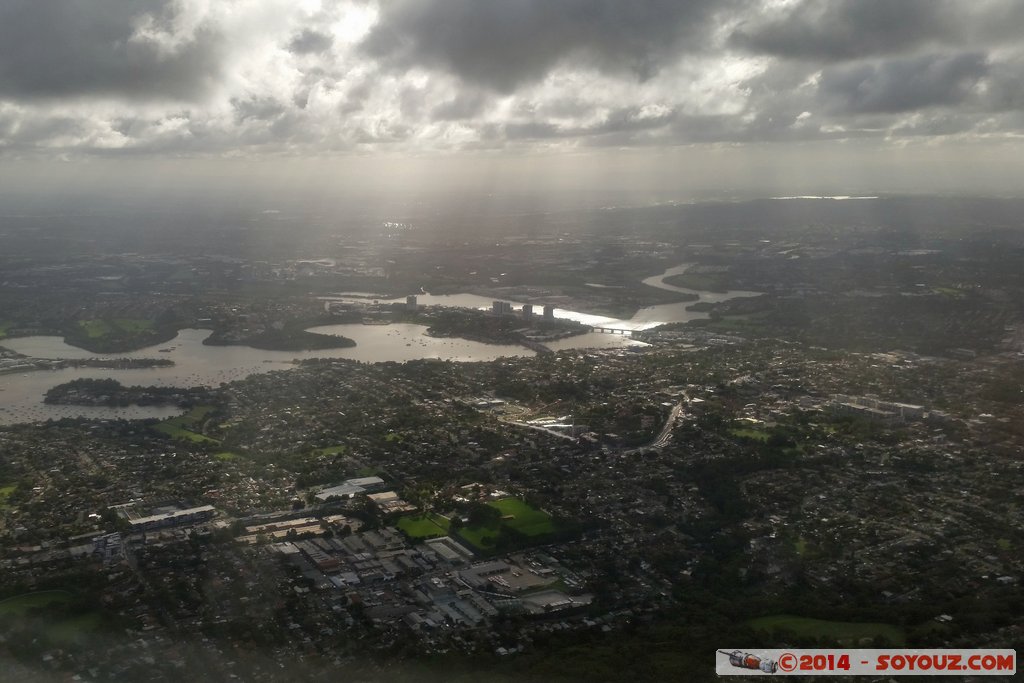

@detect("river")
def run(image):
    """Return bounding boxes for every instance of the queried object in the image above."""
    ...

[0,264,760,424]
[0,325,536,425]
[322,263,760,332]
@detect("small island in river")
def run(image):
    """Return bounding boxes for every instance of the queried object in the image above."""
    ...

[202,326,356,351]
[44,378,214,407]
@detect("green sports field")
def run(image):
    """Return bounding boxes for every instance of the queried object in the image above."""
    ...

[152,405,220,443]
[0,591,102,644]
[0,483,16,509]
[729,427,770,442]
[489,497,556,536]
[0,590,72,616]
[456,498,557,551]
[78,318,154,339]
[397,513,451,539]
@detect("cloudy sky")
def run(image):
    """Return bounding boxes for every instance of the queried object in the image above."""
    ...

[1,0,1023,198]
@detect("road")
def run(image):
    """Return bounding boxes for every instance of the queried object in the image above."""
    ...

[501,419,577,441]
[500,398,687,451]
[621,400,686,454]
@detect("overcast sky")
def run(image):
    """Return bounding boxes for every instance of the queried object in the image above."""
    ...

[1,0,1023,198]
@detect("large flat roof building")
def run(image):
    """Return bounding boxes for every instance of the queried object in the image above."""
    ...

[128,505,215,533]
[425,537,474,564]
[315,476,387,502]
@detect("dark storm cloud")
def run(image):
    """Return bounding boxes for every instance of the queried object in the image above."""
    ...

[361,0,745,93]
[0,0,222,101]
[982,54,1024,112]
[817,53,989,115]
[288,29,334,55]
[731,0,956,62]
[337,78,374,116]
[1,0,1022,156]
[731,0,1024,63]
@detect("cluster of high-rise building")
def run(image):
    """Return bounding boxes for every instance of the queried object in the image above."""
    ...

[491,301,557,321]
